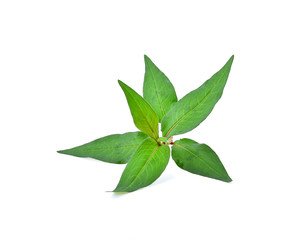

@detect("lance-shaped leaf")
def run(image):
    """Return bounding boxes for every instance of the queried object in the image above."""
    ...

[113,138,170,192]
[162,55,234,138]
[118,80,159,139]
[143,55,177,122]
[57,132,149,164]
[172,138,232,182]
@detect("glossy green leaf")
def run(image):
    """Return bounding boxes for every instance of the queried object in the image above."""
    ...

[113,138,170,192]
[57,132,149,164]
[172,138,232,182]
[143,55,177,122]
[118,80,159,139]
[162,55,234,137]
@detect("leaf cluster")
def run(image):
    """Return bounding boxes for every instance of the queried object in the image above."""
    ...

[58,55,234,192]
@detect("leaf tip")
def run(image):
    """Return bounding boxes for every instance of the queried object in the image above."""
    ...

[57,149,72,156]
[229,55,234,63]
[223,175,233,183]
[144,54,150,61]
[223,55,234,71]
[118,80,126,88]
[112,188,129,193]
[144,54,154,67]
[106,190,129,195]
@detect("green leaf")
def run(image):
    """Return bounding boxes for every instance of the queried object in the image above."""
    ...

[57,131,149,164]
[118,80,159,139]
[161,55,234,137]
[143,55,178,122]
[113,138,170,192]
[172,138,232,182]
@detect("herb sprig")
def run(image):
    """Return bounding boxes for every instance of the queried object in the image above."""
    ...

[58,55,234,192]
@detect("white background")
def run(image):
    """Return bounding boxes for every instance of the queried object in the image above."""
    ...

[1,0,292,239]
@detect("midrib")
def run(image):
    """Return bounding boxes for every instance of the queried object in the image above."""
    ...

[127,145,159,189]
[174,143,218,175]
[84,144,139,152]
[125,87,157,138]
[165,69,227,137]
[149,65,165,116]
[165,87,213,137]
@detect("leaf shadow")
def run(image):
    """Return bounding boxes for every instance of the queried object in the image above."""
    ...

[110,191,130,199]
[151,173,174,187]
[109,173,174,198]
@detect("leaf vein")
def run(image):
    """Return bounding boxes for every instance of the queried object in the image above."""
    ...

[165,88,213,137]
[174,143,219,175]
[83,144,140,152]
[165,68,228,137]
[148,62,165,116]
[124,86,157,138]
[127,145,159,190]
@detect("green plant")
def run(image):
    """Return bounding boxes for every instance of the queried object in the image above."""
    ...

[58,55,234,192]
